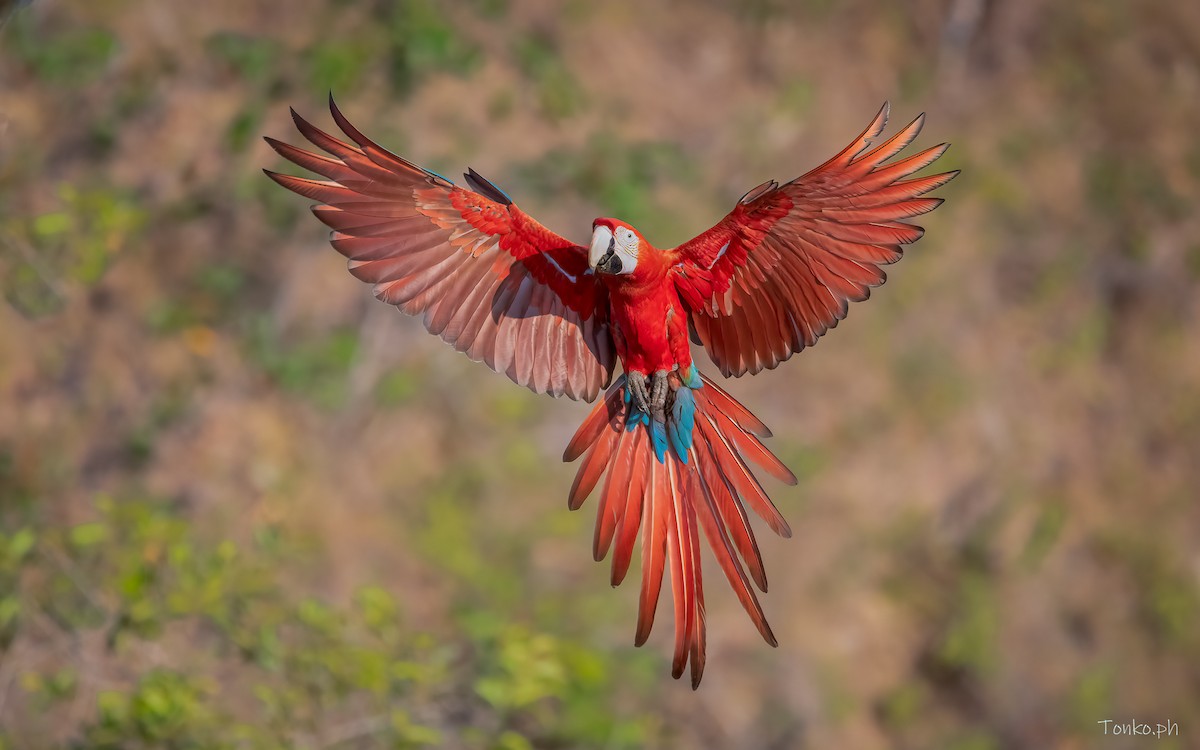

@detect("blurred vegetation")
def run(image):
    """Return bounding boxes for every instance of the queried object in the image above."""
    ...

[0,497,654,749]
[2,0,1200,748]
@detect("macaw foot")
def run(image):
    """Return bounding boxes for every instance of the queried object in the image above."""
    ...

[625,366,702,463]
[627,370,671,423]
[626,370,651,415]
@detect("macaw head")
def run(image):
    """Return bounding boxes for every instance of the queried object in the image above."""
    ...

[589,218,642,276]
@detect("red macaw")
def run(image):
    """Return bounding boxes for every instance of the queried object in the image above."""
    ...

[266,98,956,687]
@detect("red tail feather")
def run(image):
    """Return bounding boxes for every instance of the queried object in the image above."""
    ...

[564,373,792,688]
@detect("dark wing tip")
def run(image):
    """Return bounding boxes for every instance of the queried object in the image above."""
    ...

[463,167,514,206]
[262,135,286,155]
[327,95,361,142]
[327,91,345,125]
[288,107,317,135]
[875,101,891,132]
[738,179,779,206]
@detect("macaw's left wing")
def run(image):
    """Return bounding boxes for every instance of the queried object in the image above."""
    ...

[265,98,615,401]
[670,103,957,377]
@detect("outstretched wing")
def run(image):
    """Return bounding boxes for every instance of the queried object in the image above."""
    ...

[671,103,957,377]
[265,98,616,401]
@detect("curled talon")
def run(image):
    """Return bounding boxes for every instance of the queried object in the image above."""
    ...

[649,369,670,423]
[626,370,651,415]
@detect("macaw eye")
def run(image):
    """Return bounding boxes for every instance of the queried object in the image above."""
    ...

[618,228,634,242]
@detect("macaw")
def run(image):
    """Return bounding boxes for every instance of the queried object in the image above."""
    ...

[265,98,955,687]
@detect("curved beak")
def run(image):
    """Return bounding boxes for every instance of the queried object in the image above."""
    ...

[589,225,620,274]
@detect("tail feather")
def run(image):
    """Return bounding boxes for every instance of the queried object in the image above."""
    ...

[686,500,708,690]
[696,408,793,539]
[568,427,619,511]
[666,459,694,678]
[564,370,793,688]
[610,429,649,586]
[694,425,769,591]
[707,403,797,486]
[636,457,669,646]
[693,467,776,646]
[563,388,622,461]
[594,427,637,561]
[699,375,773,437]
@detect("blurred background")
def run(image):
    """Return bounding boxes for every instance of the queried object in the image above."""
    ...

[1,1,1199,748]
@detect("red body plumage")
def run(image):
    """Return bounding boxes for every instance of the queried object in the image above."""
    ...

[597,226,695,377]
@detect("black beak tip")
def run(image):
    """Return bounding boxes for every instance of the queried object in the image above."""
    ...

[595,249,622,275]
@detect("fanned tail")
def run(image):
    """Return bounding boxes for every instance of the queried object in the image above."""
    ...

[564,371,797,688]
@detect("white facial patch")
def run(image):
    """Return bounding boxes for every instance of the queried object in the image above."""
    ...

[589,225,639,275]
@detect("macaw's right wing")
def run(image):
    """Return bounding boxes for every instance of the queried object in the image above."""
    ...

[670,103,957,377]
[265,97,616,401]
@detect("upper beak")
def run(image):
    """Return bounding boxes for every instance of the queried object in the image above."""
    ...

[589,225,614,269]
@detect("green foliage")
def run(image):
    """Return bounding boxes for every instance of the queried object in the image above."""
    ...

[2,495,658,748]
[516,134,690,239]
[775,79,815,116]
[375,368,421,407]
[2,183,147,318]
[474,625,569,712]
[205,33,284,153]
[944,731,1001,750]
[225,104,266,153]
[244,321,360,408]
[1095,530,1200,648]
[512,33,584,120]
[4,16,118,85]
[305,39,373,95]
[935,569,999,674]
[736,0,834,24]
[1086,152,1186,224]
[381,0,481,97]
[877,682,925,729]
[1021,499,1067,569]
[893,343,971,425]
[0,526,35,646]
[207,32,282,87]
[88,671,220,750]
[466,0,509,19]
[1067,664,1114,730]
[35,184,146,284]
[776,441,827,486]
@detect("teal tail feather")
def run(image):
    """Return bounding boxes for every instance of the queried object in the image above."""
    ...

[624,366,703,464]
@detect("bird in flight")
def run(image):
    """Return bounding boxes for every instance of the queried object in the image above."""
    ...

[265,98,955,687]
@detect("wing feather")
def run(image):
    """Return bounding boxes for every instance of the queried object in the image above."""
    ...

[671,103,956,377]
[266,98,615,400]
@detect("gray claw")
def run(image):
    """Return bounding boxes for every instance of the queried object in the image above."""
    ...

[627,371,651,414]
[649,370,670,423]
